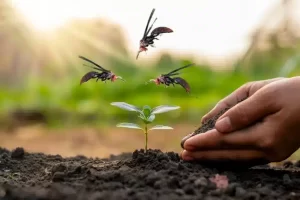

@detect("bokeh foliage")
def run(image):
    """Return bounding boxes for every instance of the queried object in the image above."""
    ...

[0,0,300,129]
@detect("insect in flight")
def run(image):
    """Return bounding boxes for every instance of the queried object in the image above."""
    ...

[78,56,125,85]
[146,63,194,93]
[136,8,173,59]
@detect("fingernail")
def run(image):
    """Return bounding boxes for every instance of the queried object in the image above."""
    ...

[181,133,194,148]
[215,116,231,132]
[182,133,193,141]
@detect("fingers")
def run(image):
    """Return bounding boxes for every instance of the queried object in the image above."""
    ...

[215,86,280,133]
[201,82,253,123]
[183,116,276,151]
[183,126,261,151]
[181,149,266,162]
[201,77,285,124]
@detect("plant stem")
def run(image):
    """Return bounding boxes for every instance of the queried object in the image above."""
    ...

[145,124,148,152]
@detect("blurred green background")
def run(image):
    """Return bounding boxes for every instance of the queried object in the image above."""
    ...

[1,0,300,159]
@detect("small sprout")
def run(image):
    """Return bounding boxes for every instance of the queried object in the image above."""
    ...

[111,102,180,152]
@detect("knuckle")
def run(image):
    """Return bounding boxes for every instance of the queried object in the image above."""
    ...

[242,81,255,90]
[232,104,249,125]
[259,136,288,162]
[258,136,276,150]
[216,100,226,108]
[216,99,231,111]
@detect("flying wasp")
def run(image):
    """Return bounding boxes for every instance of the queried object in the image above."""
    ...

[136,8,173,59]
[146,63,194,93]
[79,56,125,85]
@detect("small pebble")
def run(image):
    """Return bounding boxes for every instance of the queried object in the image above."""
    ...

[257,186,270,196]
[183,185,195,195]
[225,183,239,196]
[283,174,292,184]
[52,172,65,182]
[235,187,246,197]
[245,192,260,200]
[194,177,208,187]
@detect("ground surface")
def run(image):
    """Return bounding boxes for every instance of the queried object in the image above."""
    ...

[1,105,300,199]
[1,147,300,200]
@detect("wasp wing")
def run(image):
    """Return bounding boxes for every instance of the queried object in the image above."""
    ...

[145,17,157,37]
[79,56,109,72]
[164,63,194,76]
[83,64,103,71]
[150,27,173,37]
[173,77,191,93]
[143,8,156,39]
[80,71,99,85]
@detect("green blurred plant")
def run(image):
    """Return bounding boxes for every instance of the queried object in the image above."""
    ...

[110,102,180,151]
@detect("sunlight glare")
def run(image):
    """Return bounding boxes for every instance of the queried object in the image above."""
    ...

[9,0,286,64]
[11,0,98,31]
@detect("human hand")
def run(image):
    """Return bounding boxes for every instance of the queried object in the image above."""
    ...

[181,77,300,165]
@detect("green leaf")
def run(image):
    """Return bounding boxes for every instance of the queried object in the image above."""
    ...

[142,105,152,118]
[151,105,180,114]
[116,123,143,130]
[146,114,155,123]
[111,102,141,112]
[138,113,149,124]
[138,113,146,120]
[149,125,173,131]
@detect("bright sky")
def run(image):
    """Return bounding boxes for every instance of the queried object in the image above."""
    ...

[10,0,296,64]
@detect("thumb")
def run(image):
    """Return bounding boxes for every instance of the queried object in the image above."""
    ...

[215,88,279,133]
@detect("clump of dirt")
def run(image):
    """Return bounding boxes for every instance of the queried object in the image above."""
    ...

[180,106,229,148]
[1,147,300,200]
[181,98,246,148]
[11,147,25,159]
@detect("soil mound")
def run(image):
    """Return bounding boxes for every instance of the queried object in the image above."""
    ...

[1,147,300,200]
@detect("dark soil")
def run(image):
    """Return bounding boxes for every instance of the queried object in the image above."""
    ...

[1,147,300,200]
[180,107,229,148]
[1,100,300,200]
[181,98,246,148]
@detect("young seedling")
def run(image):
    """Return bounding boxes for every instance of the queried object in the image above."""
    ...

[110,102,180,152]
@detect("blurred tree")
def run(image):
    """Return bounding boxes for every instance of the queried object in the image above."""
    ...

[0,0,36,86]
[0,1,132,86]
[234,0,300,79]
